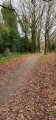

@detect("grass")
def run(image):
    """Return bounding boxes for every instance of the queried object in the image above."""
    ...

[0,52,27,64]
[53,112,56,115]
[0,57,11,64]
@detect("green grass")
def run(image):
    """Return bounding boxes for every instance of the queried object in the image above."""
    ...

[0,52,27,64]
[53,112,56,115]
[0,57,11,64]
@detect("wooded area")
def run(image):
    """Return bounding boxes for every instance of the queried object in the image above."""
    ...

[0,1,56,120]
[0,0,56,55]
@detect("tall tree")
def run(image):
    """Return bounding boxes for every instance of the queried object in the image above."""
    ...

[44,0,54,54]
[18,14,29,52]
[1,1,18,50]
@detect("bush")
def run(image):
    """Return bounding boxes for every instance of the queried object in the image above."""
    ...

[16,37,26,52]
[4,48,11,57]
[51,41,56,51]
[0,53,3,58]
[0,39,3,53]
[0,26,10,53]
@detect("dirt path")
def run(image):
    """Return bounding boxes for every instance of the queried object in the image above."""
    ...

[0,53,56,120]
[0,53,42,106]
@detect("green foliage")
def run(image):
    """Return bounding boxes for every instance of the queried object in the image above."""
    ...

[11,52,27,57]
[1,2,19,50]
[53,112,56,115]
[0,2,56,54]
[0,2,37,54]
[1,3,17,30]
[51,41,56,51]
[0,57,11,64]
[16,37,27,52]
[16,37,32,53]
[0,53,4,58]
[28,39,32,52]
[0,25,10,52]
[0,39,3,53]
[0,52,27,64]
[37,38,40,53]
[48,40,51,52]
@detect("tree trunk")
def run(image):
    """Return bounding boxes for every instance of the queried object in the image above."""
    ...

[37,32,40,53]
[44,32,47,54]
[31,28,36,53]
[31,0,36,53]
[25,32,28,52]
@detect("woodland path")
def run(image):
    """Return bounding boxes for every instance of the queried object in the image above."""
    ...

[0,53,56,120]
[0,53,42,106]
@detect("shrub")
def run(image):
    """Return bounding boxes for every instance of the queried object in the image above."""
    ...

[0,26,10,53]
[4,48,11,57]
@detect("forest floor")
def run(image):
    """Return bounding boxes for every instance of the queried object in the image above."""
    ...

[0,53,56,120]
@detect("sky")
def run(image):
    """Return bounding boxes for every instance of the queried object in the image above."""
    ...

[0,0,5,4]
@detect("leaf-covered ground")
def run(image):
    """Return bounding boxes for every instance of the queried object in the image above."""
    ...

[0,53,56,120]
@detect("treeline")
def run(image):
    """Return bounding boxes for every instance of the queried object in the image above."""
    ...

[0,0,56,55]
[0,3,32,53]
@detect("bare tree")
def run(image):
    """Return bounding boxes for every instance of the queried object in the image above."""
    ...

[0,0,56,53]
[44,0,55,54]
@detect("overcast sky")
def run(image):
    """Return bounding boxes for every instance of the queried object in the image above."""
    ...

[0,0,5,4]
